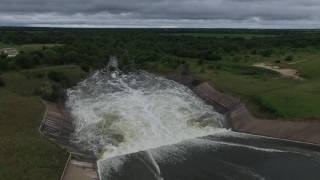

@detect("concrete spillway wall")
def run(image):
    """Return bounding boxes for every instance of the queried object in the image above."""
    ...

[39,101,100,180]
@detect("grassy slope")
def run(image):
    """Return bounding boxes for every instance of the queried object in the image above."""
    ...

[199,52,320,119]
[0,65,85,180]
[148,49,320,120]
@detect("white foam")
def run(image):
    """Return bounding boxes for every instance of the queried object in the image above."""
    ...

[66,71,224,160]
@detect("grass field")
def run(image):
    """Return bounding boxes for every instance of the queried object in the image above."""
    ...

[168,33,277,39]
[0,42,62,52]
[0,65,85,180]
[200,53,320,119]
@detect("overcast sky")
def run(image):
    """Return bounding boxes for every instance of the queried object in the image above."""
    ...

[0,0,320,28]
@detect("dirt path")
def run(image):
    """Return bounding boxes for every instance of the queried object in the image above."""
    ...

[253,63,303,80]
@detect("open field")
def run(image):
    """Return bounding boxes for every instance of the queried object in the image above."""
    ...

[0,42,62,52]
[201,53,320,119]
[168,33,278,39]
[0,65,86,180]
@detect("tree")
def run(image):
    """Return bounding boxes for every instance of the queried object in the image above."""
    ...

[260,49,273,57]
[36,81,65,102]
[80,63,90,73]
[43,49,60,64]
[0,55,9,70]
[15,54,36,69]
[285,55,293,61]
[47,71,71,87]
[63,51,79,64]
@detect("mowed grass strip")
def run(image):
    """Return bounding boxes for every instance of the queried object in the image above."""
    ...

[0,89,68,180]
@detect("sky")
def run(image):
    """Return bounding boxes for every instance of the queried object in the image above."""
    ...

[0,0,320,28]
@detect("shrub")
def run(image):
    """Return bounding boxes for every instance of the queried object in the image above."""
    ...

[274,60,281,64]
[199,66,206,73]
[0,77,5,87]
[251,49,257,55]
[35,82,65,102]
[208,64,221,70]
[285,55,293,61]
[197,59,204,65]
[47,71,70,87]
[232,56,241,62]
[80,63,90,73]
[207,54,222,61]
[0,59,9,70]
[260,49,273,57]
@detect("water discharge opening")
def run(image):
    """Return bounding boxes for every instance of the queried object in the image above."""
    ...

[66,69,225,160]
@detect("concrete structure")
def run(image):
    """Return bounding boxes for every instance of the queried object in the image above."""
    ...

[0,48,19,58]
[39,101,99,180]
[194,82,240,114]
[62,156,99,180]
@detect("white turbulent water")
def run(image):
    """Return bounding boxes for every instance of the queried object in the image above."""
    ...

[66,70,224,160]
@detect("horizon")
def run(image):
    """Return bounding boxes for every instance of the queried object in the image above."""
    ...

[1,26,320,30]
[1,0,320,29]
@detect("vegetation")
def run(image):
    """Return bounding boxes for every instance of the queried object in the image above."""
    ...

[1,27,320,178]
[0,77,5,87]
[0,65,86,179]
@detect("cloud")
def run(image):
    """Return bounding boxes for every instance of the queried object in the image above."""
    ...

[0,0,319,28]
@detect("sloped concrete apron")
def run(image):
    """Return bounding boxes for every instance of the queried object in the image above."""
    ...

[39,101,100,180]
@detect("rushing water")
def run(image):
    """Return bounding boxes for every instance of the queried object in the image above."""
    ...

[66,68,320,180]
[66,69,225,163]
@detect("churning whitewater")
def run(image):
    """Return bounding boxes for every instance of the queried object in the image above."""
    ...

[66,69,224,160]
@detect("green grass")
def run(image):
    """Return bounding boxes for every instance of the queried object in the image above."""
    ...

[199,55,320,119]
[148,49,320,120]
[2,65,85,95]
[0,42,62,52]
[167,33,277,39]
[257,82,320,119]
[195,69,297,118]
[0,65,86,180]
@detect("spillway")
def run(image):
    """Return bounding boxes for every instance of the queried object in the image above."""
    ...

[66,69,320,180]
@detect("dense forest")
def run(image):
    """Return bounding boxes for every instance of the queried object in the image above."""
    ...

[1,28,320,72]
